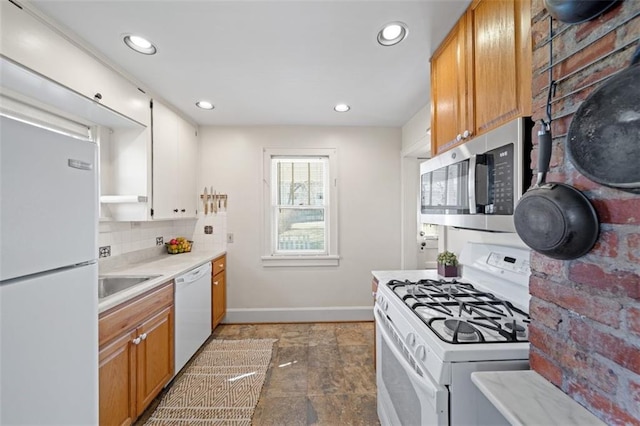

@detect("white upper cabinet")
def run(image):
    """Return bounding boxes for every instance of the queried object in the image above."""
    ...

[0,1,150,127]
[152,100,198,219]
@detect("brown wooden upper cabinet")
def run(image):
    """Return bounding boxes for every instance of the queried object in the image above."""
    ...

[430,0,532,156]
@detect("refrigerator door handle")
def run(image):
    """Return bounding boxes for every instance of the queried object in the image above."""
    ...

[68,158,93,171]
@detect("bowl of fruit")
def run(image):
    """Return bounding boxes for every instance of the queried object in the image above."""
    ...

[165,237,192,254]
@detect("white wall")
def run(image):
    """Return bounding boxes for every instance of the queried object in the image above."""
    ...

[199,126,402,322]
[400,105,431,269]
[401,105,430,153]
[439,227,527,258]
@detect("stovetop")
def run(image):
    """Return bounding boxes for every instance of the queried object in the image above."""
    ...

[387,278,530,345]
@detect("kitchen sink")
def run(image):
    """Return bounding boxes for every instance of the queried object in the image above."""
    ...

[98,275,160,299]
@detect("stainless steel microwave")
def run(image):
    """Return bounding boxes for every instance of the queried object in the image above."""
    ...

[419,118,533,232]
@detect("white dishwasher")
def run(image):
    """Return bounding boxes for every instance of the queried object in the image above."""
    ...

[174,262,212,376]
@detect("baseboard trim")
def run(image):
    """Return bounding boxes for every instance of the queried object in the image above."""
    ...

[224,306,374,323]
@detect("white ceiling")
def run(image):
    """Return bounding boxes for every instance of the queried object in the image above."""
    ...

[30,0,469,127]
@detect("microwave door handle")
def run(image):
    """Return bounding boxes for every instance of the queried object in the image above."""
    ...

[468,155,477,214]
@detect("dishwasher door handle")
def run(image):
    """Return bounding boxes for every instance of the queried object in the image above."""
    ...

[175,263,212,285]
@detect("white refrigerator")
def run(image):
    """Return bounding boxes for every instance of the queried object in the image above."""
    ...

[0,114,99,424]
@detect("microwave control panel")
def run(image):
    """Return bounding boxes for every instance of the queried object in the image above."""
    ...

[485,143,514,215]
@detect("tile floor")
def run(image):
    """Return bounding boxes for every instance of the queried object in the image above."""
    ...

[213,322,379,426]
[136,322,379,426]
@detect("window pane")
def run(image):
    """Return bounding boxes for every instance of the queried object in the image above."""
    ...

[277,208,325,251]
[276,159,325,207]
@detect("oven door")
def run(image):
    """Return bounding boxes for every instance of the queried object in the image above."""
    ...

[375,308,448,426]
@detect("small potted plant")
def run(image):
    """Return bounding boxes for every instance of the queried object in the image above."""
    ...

[437,251,458,277]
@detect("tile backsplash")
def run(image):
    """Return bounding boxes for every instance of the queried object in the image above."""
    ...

[98,212,227,258]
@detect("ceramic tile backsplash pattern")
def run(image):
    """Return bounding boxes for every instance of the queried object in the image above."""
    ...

[98,213,227,257]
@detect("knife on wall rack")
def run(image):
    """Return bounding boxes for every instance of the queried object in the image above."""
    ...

[203,187,208,215]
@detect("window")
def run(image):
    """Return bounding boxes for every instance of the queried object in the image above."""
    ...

[262,148,339,266]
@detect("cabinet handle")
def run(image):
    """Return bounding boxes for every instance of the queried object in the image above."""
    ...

[219,263,224,268]
[173,209,179,213]
[140,333,147,341]
[181,209,186,213]
[213,281,219,285]
[456,133,463,142]
[132,337,141,345]
[462,130,472,139]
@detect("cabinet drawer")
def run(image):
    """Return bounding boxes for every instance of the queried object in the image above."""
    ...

[212,255,226,276]
[99,281,174,347]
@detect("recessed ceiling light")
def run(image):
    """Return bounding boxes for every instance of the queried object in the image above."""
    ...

[377,22,408,46]
[334,103,350,113]
[123,34,157,55]
[196,101,215,110]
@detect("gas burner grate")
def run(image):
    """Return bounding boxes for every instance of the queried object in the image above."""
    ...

[387,279,530,344]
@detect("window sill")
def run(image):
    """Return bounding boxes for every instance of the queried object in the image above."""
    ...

[261,255,340,267]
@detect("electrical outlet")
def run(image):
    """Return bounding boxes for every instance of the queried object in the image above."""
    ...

[227,233,234,243]
[99,246,111,258]
[156,237,164,246]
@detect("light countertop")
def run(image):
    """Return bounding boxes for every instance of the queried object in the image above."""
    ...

[372,269,443,284]
[471,371,605,426]
[98,248,225,313]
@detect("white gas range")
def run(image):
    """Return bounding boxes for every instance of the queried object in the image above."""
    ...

[373,242,531,426]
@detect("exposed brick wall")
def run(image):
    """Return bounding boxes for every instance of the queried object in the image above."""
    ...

[529,0,640,423]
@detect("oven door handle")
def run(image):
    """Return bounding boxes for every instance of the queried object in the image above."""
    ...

[375,308,441,401]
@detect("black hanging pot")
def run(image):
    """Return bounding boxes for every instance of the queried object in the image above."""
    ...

[566,45,640,193]
[544,0,620,24]
[514,122,599,260]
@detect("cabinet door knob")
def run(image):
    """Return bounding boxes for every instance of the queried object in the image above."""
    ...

[181,209,186,213]
[462,130,472,139]
[140,333,147,340]
[213,281,219,285]
[219,264,224,268]
[173,209,179,213]
[132,337,141,345]
[456,133,463,141]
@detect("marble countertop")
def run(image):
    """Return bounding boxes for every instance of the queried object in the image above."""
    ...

[98,248,225,313]
[471,371,605,426]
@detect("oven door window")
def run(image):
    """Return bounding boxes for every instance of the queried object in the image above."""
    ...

[376,312,448,426]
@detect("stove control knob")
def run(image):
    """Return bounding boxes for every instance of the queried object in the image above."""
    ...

[406,333,416,347]
[416,345,427,362]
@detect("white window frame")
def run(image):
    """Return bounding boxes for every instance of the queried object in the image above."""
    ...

[261,148,339,267]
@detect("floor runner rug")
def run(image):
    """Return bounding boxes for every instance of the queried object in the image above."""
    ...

[144,338,277,426]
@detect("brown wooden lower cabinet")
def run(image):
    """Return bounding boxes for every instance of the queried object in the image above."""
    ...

[98,282,174,426]
[212,254,227,330]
